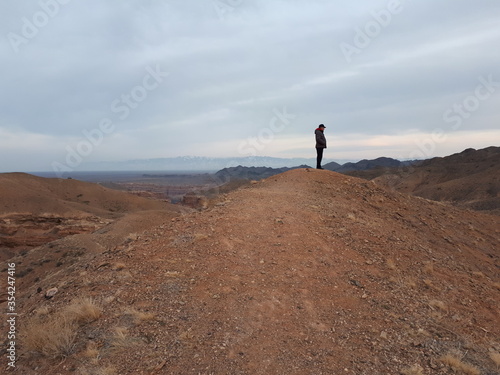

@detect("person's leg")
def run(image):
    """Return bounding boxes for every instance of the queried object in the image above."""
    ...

[316,147,324,169]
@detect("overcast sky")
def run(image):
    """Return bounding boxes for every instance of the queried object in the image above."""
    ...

[1,0,499,172]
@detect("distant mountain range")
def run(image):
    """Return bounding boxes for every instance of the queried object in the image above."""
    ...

[215,157,414,180]
[79,156,342,172]
[324,156,414,173]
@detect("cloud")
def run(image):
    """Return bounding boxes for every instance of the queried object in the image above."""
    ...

[0,0,499,172]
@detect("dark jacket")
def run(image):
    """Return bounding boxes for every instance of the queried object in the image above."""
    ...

[315,128,327,148]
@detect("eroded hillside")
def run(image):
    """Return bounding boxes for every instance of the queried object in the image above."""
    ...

[2,169,499,375]
[365,147,500,216]
[0,173,179,262]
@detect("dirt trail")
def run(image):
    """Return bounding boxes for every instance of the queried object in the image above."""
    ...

[6,169,500,374]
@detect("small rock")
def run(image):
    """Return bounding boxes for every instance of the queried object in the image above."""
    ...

[349,279,363,288]
[380,331,388,340]
[45,287,58,299]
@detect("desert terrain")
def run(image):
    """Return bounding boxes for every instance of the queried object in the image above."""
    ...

[1,167,499,374]
[0,173,185,264]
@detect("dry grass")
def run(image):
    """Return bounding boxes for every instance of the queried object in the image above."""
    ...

[34,305,51,316]
[429,299,448,313]
[405,277,417,288]
[423,261,434,274]
[194,232,209,242]
[65,297,102,323]
[77,366,117,375]
[123,307,156,324]
[113,262,127,271]
[490,351,500,367]
[82,341,100,364]
[401,364,424,375]
[103,295,116,305]
[440,354,480,375]
[21,316,77,358]
[164,271,181,278]
[429,299,448,320]
[109,327,136,350]
[386,258,397,270]
[20,297,102,358]
[111,327,128,347]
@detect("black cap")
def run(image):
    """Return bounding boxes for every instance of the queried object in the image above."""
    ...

[319,124,326,128]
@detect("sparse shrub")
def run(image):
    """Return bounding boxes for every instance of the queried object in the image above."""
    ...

[109,326,138,350]
[386,258,397,270]
[490,351,500,368]
[440,354,480,375]
[194,232,208,241]
[123,307,156,324]
[21,315,77,358]
[98,367,117,375]
[65,297,102,323]
[20,297,102,358]
[401,364,424,375]
[82,341,100,364]
[113,326,128,341]
[112,262,127,271]
[34,305,51,316]
[423,261,434,274]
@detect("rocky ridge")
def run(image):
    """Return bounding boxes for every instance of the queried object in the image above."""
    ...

[4,169,499,375]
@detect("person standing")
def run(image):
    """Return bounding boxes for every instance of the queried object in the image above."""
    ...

[315,124,327,169]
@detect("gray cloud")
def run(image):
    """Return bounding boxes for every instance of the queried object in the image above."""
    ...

[1,0,499,172]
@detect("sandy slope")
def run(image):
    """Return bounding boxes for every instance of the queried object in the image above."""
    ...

[4,169,500,375]
[0,173,168,216]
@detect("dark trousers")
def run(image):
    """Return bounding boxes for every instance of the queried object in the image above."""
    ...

[316,147,324,168]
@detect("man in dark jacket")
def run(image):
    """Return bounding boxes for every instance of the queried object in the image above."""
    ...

[315,124,327,169]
